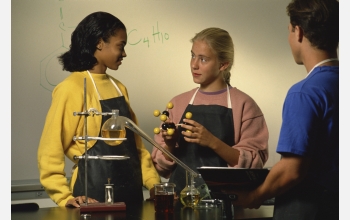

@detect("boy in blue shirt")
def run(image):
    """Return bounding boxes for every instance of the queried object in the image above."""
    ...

[225,0,339,219]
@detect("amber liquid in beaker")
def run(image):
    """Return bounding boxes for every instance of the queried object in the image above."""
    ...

[154,194,175,213]
[101,129,126,146]
[180,192,200,208]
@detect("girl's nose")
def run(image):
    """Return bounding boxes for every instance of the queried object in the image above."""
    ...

[191,59,199,69]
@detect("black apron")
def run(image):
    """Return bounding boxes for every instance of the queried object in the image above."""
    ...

[169,86,235,195]
[73,74,143,205]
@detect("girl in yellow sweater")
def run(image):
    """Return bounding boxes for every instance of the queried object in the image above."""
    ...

[37,11,160,208]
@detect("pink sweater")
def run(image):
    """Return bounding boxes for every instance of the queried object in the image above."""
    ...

[151,87,269,178]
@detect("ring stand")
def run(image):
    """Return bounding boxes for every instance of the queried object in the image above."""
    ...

[74,78,201,215]
[73,78,128,214]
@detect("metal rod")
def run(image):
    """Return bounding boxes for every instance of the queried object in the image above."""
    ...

[74,155,130,160]
[73,136,126,142]
[83,78,88,205]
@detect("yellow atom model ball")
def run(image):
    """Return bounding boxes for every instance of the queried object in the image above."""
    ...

[154,127,160,134]
[166,102,174,109]
[153,110,160,117]
[167,128,175,135]
[159,114,167,122]
[185,112,192,119]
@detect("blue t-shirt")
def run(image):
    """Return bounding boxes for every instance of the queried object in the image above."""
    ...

[276,66,339,192]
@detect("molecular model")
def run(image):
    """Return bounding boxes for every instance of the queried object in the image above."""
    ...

[153,102,192,135]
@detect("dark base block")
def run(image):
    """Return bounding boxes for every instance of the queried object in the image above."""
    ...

[80,202,126,213]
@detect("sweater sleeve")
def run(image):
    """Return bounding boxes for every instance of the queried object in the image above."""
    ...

[230,89,269,168]
[151,90,194,178]
[151,136,176,178]
[37,72,102,207]
[38,80,83,207]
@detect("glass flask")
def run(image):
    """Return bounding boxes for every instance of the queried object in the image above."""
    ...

[180,171,201,208]
[101,109,126,146]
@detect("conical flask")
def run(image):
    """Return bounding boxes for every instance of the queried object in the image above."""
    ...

[101,109,126,146]
[180,170,201,208]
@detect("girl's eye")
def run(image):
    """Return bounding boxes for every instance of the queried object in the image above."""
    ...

[191,54,208,62]
[118,43,126,51]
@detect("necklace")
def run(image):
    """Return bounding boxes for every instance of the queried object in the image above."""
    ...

[305,58,339,78]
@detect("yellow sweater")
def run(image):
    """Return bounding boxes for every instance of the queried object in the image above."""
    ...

[37,71,160,207]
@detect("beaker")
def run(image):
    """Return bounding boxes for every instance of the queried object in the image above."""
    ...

[154,182,176,213]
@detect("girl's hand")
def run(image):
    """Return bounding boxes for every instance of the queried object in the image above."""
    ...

[181,119,215,148]
[161,121,179,149]
[65,196,99,208]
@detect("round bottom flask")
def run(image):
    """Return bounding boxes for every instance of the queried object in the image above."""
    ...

[180,171,200,208]
[101,109,126,146]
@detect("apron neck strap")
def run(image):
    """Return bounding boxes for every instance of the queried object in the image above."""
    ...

[305,58,339,78]
[87,70,122,100]
[189,85,231,108]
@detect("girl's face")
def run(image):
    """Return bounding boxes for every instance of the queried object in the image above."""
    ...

[190,40,225,91]
[93,29,127,73]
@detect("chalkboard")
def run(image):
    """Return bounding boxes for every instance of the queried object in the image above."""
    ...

[11,0,306,181]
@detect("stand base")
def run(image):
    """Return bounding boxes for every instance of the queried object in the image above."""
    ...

[80,202,126,213]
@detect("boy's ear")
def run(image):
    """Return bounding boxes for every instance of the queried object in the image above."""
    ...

[295,25,303,43]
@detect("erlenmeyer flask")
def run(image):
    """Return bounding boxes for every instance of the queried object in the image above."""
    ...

[180,170,201,208]
[101,109,126,146]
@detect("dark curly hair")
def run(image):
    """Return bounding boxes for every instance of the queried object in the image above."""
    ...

[287,0,338,52]
[58,12,126,72]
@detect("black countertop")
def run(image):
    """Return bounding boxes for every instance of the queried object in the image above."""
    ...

[12,200,273,220]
